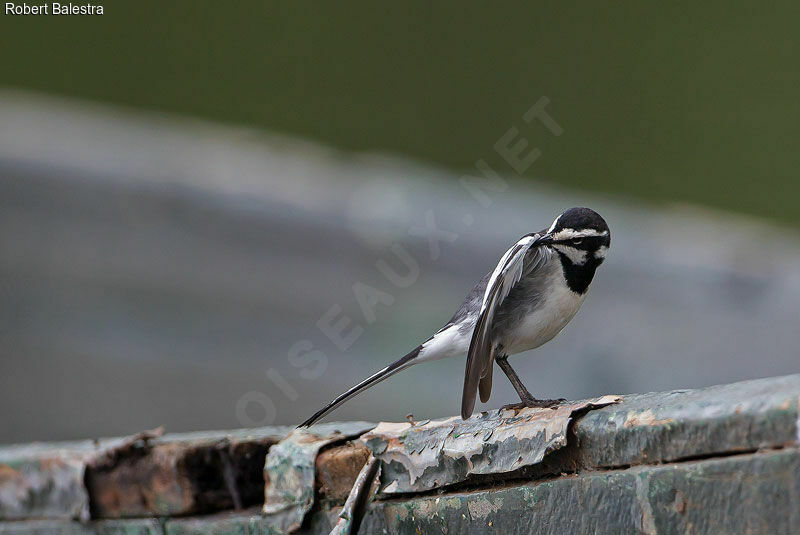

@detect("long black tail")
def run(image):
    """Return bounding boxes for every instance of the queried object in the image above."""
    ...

[297,345,423,427]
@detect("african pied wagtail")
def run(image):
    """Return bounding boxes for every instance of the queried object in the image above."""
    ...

[300,207,610,426]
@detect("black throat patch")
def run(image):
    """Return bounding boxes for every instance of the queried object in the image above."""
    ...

[555,252,600,294]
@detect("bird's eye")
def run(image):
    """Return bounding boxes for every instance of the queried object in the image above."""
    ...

[572,238,584,245]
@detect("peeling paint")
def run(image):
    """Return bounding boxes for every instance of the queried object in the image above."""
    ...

[330,455,380,535]
[361,396,620,494]
[262,421,374,532]
[4,375,800,534]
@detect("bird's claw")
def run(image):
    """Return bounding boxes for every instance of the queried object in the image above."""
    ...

[502,397,566,411]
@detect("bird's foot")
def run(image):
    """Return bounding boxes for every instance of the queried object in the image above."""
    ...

[502,397,566,411]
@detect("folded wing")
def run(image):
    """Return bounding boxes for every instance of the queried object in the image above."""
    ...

[461,233,550,419]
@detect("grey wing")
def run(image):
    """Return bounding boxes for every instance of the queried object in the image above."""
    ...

[461,234,550,419]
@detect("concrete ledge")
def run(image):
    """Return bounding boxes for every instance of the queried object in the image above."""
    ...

[85,428,288,518]
[0,427,290,521]
[571,373,800,467]
[1,375,799,534]
[360,448,800,534]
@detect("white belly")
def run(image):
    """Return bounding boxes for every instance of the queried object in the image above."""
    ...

[504,279,586,355]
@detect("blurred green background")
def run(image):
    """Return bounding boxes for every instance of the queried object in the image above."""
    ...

[3,1,799,224]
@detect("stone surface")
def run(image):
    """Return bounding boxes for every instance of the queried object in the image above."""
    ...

[3,375,800,534]
[0,518,163,535]
[329,456,380,535]
[262,422,374,533]
[571,374,800,468]
[165,509,281,535]
[0,427,290,521]
[360,448,800,535]
[315,442,371,503]
[86,427,288,518]
[0,437,132,521]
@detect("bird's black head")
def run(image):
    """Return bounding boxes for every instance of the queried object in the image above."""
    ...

[537,207,610,293]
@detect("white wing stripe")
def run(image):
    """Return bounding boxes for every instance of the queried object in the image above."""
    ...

[482,235,535,307]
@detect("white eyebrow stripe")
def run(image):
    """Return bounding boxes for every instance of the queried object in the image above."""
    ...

[547,214,562,233]
[551,228,609,240]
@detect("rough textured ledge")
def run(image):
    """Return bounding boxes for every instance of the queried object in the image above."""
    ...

[359,447,800,534]
[0,427,294,522]
[1,374,799,534]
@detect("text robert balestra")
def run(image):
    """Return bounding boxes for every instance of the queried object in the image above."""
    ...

[5,3,103,15]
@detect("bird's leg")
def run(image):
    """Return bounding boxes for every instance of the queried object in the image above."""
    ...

[495,356,565,409]
[495,356,535,402]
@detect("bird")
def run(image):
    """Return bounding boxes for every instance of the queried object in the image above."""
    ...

[299,207,610,427]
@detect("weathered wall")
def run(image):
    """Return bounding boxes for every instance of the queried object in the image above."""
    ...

[1,374,799,534]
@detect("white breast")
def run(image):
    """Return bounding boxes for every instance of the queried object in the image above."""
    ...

[503,275,586,355]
